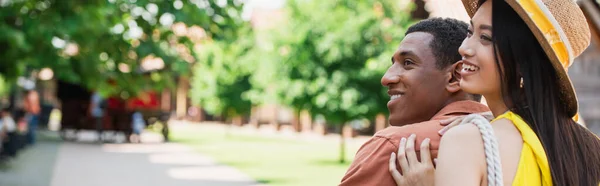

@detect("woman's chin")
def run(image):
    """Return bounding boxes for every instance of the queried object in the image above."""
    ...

[459,80,483,95]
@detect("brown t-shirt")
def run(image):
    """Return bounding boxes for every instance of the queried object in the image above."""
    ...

[340,100,489,186]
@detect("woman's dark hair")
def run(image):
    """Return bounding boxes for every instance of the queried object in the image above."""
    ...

[486,0,600,185]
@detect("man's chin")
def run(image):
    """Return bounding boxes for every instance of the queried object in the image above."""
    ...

[388,116,410,127]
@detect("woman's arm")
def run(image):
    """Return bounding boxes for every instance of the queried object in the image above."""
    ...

[435,124,486,186]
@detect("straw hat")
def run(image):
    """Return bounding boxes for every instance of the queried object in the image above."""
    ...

[461,0,591,117]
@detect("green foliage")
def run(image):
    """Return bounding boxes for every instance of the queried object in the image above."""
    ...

[0,75,10,97]
[254,0,415,125]
[189,27,255,118]
[0,0,247,96]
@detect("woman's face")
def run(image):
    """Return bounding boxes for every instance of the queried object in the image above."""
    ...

[458,0,502,96]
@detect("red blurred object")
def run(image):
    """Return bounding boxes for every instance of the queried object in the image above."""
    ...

[107,97,125,110]
[126,91,159,110]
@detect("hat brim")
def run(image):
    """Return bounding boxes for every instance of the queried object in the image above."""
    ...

[461,0,579,117]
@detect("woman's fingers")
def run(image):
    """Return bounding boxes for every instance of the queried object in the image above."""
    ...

[440,116,465,126]
[439,118,453,126]
[405,134,419,165]
[389,152,404,185]
[397,137,410,173]
[419,138,432,166]
[390,135,436,186]
[438,118,463,136]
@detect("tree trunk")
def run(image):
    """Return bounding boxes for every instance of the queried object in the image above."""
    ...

[300,110,312,133]
[176,76,189,119]
[292,109,301,132]
[339,124,346,164]
[225,115,233,138]
[226,121,232,138]
[232,116,243,126]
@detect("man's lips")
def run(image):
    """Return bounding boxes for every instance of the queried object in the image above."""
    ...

[387,90,405,100]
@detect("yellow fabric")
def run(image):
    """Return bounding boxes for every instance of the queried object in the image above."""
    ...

[492,111,553,186]
[517,0,571,68]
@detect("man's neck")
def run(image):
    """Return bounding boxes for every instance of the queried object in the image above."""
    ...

[443,93,474,107]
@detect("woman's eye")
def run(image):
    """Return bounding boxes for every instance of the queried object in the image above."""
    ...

[480,35,492,41]
[467,30,473,37]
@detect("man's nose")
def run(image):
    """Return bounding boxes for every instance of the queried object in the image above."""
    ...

[381,66,401,87]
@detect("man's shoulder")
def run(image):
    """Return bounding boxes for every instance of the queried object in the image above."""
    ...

[375,120,443,141]
[340,120,445,185]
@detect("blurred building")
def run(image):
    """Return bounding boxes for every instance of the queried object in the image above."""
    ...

[573,0,600,135]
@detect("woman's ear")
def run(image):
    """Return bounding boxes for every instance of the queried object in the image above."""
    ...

[446,62,462,93]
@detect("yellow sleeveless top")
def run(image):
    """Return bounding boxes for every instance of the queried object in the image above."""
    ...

[492,111,553,186]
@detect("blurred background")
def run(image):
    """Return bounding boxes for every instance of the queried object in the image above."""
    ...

[0,0,598,186]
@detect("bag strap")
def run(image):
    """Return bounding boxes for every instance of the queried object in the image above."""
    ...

[460,114,504,186]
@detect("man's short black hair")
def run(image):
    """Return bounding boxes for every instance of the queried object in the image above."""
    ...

[406,18,482,102]
[405,18,468,70]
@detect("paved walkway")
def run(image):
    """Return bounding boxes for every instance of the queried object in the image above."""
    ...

[0,131,259,186]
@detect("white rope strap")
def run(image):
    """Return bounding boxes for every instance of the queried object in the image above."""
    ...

[459,114,504,186]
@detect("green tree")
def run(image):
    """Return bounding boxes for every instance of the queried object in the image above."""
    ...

[0,0,246,97]
[189,27,255,121]
[259,0,415,163]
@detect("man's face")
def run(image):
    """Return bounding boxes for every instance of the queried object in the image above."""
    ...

[381,32,452,126]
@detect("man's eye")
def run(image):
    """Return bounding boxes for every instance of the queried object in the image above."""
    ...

[403,60,414,66]
[467,30,473,37]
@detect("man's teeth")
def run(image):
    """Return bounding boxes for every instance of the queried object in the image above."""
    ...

[390,95,402,100]
[463,64,479,71]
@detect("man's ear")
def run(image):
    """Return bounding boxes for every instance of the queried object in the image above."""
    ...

[445,62,462,93]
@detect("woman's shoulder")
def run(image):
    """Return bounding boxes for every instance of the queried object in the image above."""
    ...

[437,123,487,185]
[490,118,516,130]
[441,117,520,145]
[442,124,482,141]
[490,117,522,142]
[440,124,485,154]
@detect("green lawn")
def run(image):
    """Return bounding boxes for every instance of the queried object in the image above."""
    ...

[171,124,365,186]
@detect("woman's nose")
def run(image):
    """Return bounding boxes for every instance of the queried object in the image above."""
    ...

[458,38,475,58]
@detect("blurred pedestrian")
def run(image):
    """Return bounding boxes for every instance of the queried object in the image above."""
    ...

[131,110,145,143]
[90,91,105,141]
[23,89,40,145]
[1,108,19,158]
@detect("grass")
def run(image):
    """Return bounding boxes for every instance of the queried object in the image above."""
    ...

[171,124,365,186]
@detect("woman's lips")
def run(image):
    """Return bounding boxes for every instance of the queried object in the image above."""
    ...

[459,60,480,77]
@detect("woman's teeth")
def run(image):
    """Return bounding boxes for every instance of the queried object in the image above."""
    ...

[463,64,479,72]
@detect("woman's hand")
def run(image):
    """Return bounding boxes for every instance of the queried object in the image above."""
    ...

[438,111,494,135]
[388,134,435,186]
